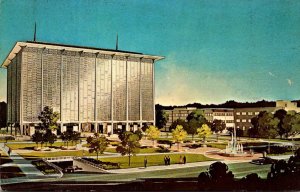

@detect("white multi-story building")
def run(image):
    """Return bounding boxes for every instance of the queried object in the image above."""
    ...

[203,108,235,129]
[2,41,163,135]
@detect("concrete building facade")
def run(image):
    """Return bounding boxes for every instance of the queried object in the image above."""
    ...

[164,107,197,130]
[2,41,163,135]
[163,101,300,133]
[203,108,235,129]
[234,100,300,131]
[164,107,234,131]
[234,107,277,131]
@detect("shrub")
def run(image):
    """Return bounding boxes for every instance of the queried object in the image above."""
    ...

[270,145,289,154]
[82,157,120,169]
[5,136,15,142]
[157,139,173,145]
[32,160,59,175]
[187,144,202,149]
[157,145,170,153]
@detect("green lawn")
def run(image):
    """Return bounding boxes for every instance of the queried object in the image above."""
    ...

[19,150,111,159]
[5,142,79,150]
[206,142,227,149]
[105,147,163,154]
[99,154,215,169]
[19,146,169,159]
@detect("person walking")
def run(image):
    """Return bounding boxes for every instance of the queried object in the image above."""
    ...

[168,156,171,165]
[183,155,186,164]
[144,156,148,168]
[8,148,11,156]
[179,155,183,164]
[164,155,167,165]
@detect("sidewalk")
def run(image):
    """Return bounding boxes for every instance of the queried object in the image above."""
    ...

[0,143,48,185]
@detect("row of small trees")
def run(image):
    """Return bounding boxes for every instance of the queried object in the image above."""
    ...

[169,110,223,141]
[86,130,142,166]
[31,106,82,148]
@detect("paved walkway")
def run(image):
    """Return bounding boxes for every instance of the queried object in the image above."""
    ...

[0,143,55,186]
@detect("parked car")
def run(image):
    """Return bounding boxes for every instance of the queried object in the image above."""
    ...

[250,157,278,165]
[63,166,82,173]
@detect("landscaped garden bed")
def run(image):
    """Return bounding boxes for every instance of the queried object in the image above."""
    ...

[104,146,170,153]
[32,159,60,175]
[82,157,120,169]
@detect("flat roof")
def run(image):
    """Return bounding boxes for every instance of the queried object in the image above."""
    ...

[1,41,164,68]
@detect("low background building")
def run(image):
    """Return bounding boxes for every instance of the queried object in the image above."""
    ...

[164,107,196,131]
[163,100,300,133]
[203,108,235,129]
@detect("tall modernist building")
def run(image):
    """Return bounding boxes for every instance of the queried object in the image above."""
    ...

[2,41,163,135]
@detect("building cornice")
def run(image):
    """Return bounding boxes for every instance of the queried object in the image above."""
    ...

[1,41,164,68]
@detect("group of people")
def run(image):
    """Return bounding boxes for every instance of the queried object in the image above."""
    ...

[164,155,171,165]
[144,155,188,168]
[164,155,187,165]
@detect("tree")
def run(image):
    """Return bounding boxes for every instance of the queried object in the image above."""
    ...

[155,107,169,130]
[282,114,294,138]
[197,124,212,143]
[198,162,234,190]
[290,113,300,136]
[257,111,279,139]
[44,130,57,147]
[274,109,287,139]
[61,131,71,148]
[61,131,80,148]
[186,109,206,122]
[170,119,188,131]
[210,119,226,141]
[172,125,187,150]
[70,131,81,145]
[186,110,207,141]
[87,133,108,160]
[134,129,143,140]
[208,162,234,185]
[145,125,160,146]
[31,131,44,148]
[186,119,201,141]
[249,116,259,138]
[32,106,60,148]
[116,131,140,166]
[38,106,60,131]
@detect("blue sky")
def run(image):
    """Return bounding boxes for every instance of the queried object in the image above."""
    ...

[0,0,300,105]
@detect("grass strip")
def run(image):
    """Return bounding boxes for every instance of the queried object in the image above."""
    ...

[99,154,215,169]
